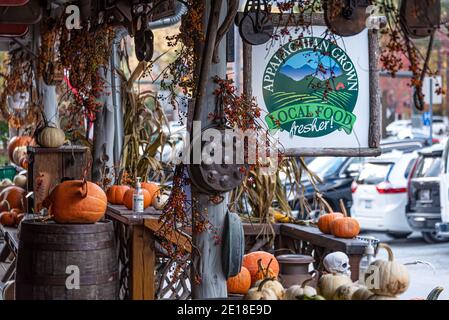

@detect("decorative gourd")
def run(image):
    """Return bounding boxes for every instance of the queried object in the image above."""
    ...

[317,195,343,234]
[44,180,107,224]
[0,211,16,226]
[106,185,131,205]
[244,278,278,300]
[13,174,27,188]
[0,179,13,192]
[19,156,28,169]
[38,125,66,148]
[365,243,409,297]
[317,273,353,300]
[254,277,284,300]
[352,287,375,300]
[141,182,160,202]
[243,251,280,285]
[330,200,360,239]
[152,193,169,210]
[12,146,27,166]
[284,278,318,300]
[123,188,151,210]
[7,135,34,162]
[333,284,360,300]
[0,186,26,212]
[227,266,251,295]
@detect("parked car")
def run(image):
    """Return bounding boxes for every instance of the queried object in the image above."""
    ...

[435,139,449,237]
[432,116,448,135]
[407,144,448,243]
[351,150,417,238]
[386,120,411,137]
[292,140,425,213]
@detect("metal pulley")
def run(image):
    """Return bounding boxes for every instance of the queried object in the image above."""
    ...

[188,97,247,195]
[323,0,372,37]
[400,0,441,39]
[237,0,274,46]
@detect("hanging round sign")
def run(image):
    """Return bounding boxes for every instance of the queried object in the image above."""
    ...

[262,37,359,138]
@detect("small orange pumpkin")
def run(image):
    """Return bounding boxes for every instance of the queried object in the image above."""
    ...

[141,182,160,202]
[106,185,131,205]
[227,266,251,295]
[242,251,280,285]
[317,195,343,234]
[330,200,360,239]
[44,180,107,224]
[0,211,16,227]
[123,188,151,210]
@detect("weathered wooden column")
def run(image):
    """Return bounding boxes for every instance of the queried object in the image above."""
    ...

[191,0,229,299]
[92,65,115,183]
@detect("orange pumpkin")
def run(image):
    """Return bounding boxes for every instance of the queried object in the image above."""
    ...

[318,212,344,234]
[106,185,131,205]
[44,180,107,224]
[330,200,360,239]
[242,251,280,285]
[0,211,16,227]
[0,186,26,212]
[141,182,160,202]
[255,258,277,282]
[14,213,24,226]
[227,266,251,294]
[7,136,34,162]
[123,188,151,210]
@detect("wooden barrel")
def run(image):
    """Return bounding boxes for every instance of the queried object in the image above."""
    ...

[15,220,118,300]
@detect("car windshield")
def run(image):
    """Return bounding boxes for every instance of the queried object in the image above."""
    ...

[307,157,346,179]
[357,163,393,185]
[415,156,442,178]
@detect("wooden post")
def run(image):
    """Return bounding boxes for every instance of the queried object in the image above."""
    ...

[92,66,115,183]
[191,1,229,299]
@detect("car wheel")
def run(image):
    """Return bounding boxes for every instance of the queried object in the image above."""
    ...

[387,232,412,239]
[421,231,449,244]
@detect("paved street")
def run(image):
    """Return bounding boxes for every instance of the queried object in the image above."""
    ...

[363,232,449,300]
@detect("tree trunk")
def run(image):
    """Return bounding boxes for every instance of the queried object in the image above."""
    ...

[191,0,229,300]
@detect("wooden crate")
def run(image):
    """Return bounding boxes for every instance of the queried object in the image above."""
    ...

[26,146,91,213]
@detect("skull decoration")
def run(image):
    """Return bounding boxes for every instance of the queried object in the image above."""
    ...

[323,252,351,277]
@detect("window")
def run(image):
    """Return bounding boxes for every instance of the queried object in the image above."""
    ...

[357,163,393,185]
[415,156,442,178]
[307,157,346,179]
[404,159,416,179]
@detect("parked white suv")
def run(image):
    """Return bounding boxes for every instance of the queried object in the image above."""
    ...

[432,116,448,135]
[351,150,418,239]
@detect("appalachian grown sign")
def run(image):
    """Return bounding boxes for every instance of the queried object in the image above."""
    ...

[244,15,381,157]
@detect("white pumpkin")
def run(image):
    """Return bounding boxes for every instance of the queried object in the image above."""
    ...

[333,284,360,300]
[152,193,169,210]
[38,126,66,148]
[284,278,317,300]
[254,278,284,299]
[317,273,353,300]
[13,146,27,165]
[352,286,375,300]
[13,175,27,188]
[365,243,409,297]
[368,295,398,300]
[245,279,278,300]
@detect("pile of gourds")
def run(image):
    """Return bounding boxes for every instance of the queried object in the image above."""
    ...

[7,135,34,168]
[0,185,26,228]
[317,199,360,239]
[106,182,169,210]
[317,244,411,300]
